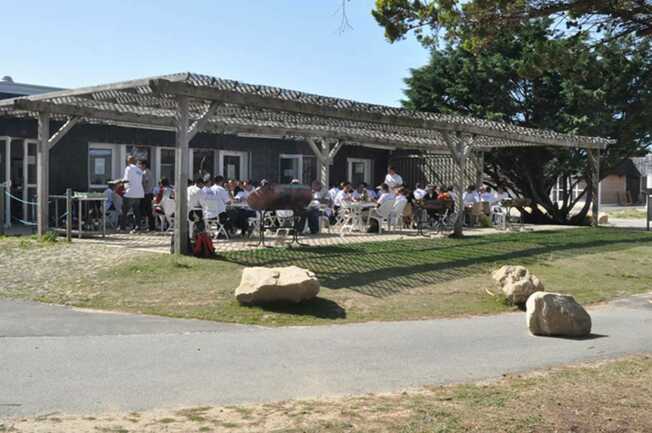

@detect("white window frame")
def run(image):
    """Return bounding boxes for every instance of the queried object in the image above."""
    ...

[347,158,372,184]
[155,146,177,185]
[219,150,249,180]
[279,154,303,183]
[88,143,121,189]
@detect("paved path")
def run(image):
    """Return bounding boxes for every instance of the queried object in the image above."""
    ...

[1,295,651,418]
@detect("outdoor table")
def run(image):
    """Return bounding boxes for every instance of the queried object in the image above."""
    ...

[501,198,531,230]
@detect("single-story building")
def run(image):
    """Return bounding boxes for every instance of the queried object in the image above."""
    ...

[0,76,391,225]
[600,156,651,205]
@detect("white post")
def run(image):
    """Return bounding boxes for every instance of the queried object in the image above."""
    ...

[174,96,190,255]
[37,112,50,236]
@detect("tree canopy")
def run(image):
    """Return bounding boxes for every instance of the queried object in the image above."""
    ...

[402,20,652,223]
[372,0,652,48]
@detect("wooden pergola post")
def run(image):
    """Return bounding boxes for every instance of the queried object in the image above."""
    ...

[36,112,50,237]
[475,151,485,189]
[174,96,190,254]
[453,139,467,237]
[589,148,601,227]
[308,138,343,190]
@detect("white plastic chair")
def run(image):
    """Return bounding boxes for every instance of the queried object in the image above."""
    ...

[390,198,408,231]
[160,197,175,232]
[368,199,395,234]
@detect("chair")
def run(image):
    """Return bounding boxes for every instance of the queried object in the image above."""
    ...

[275,210,294,237]
[160,197,175,232]
[389,199,408,231]
[203,194,229,240]
[368,199,395,234]
[466,202,484,227]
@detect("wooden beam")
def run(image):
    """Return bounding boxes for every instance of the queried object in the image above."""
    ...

[174,96,190,255]
[328,139,344,160]
[187,101,221,141]
[150,78,611,150]
[48,116,80,149]
[590,148,601,227]
[307,137,327,163]
[37,112,50,237]
[14,99,175,128]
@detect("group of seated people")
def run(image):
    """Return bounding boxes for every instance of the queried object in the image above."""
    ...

[462,184,511,224]
[104,161,513,237]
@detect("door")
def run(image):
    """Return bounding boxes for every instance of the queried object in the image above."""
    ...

[192,149,215,180]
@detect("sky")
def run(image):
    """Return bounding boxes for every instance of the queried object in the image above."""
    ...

[2,0,429,106]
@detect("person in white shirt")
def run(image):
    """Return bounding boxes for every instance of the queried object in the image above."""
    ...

[234,181,256,237]
[210,175,236,235]
[334,182,353,208]
[328,183,342,202]
[494,185,510,204]
[384,166,403,190]
[120,156,144,232]
[463,185,481,207]
[376,183,396,206]
[235,181,253,202]
[187,177,205,215]
[479,185,496,203]
[413,183,427,201]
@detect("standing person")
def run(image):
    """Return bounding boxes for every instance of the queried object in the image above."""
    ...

[384,166,403,190]
[121,155,144,233]
[139,160,155,231]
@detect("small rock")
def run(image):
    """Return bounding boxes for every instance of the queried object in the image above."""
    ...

[235,266,320,305]
[492,265,544,305]
[526,292,592,337]
[598,213,609,225]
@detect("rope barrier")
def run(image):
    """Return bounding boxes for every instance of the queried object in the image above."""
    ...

[4,190,39,206]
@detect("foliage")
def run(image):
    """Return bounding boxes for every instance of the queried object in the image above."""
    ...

[372,0,652,49]
[402,20,652,223]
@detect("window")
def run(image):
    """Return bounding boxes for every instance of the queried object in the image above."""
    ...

[89,147,113,188]
[159,148,176,185]
[279,154,303,184]
[219,151,248,180]
[347,158,372,185]
[193,149,215,180]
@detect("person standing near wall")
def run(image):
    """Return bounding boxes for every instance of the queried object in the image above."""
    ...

[139,160,155,231]
[121,155,144,233]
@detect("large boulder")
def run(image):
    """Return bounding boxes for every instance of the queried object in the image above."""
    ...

[492,265,544,305]
[526,292,592,337]
[235,266,320,305]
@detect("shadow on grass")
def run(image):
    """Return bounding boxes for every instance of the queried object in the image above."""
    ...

[222,229,652,298]
[241,297,346,320]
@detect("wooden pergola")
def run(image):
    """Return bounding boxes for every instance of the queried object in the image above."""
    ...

[0,72,613,253]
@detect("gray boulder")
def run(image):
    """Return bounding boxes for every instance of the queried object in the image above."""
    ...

[526,292,592,337]
[235,266,320,305]
[492,265,544,305]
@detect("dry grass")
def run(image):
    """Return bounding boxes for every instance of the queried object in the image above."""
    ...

[3,355,651,433]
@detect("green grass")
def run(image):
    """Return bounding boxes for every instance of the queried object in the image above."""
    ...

[3,227,652,326]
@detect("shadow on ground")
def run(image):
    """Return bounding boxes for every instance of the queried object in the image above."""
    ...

[241,297,347,320]
[222,228,652,298]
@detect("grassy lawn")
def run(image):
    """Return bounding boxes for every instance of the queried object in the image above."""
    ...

[2,227,652,326]
[5,355,651,432]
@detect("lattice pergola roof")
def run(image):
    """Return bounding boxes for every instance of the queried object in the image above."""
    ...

[0,72,613,151]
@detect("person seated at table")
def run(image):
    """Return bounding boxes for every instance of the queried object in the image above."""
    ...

[480,185,495,203]
[352,183,370,201]
[187,177,206,232]
[384,166,403,190]
[376,183,395,206]
[413,183,427,201]
[231,181,256,238]
[104,180,123,229]
[395,187,412,228]
[298,181,331,235]
[494,185,510,204]
[210,175,235,236]
[328,182,343,202]
[334,182,353,209]
[363,182,377,200]
[463,185,480,208]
